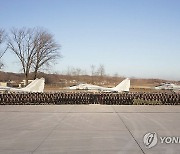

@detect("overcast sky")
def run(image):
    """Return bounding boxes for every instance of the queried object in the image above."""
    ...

[1,0,180,80]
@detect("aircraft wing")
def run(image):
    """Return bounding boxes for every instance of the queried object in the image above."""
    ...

[0,86,24,92]
[69,84,103,90]
[0,86,11,91]
[0,78,45,93]
[172,86,180,92]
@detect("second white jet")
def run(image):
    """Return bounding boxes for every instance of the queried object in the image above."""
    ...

[68,78,130,93]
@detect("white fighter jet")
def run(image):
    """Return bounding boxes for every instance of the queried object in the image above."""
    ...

[68,78,130,92]
[155,82,180,92]
[0,78,45,93]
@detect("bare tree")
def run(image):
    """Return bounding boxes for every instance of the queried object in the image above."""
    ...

[7,27,61,84]
[66,66,73,76]
[7,28,37,85]
[90,65,95,76]
[97,64,105,77]
[72,67,81,76]
[32,29,61,79]
[0,29,7,69]
[90,64,95,83]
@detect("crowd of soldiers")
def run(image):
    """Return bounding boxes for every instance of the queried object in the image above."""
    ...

[0,92,180,105]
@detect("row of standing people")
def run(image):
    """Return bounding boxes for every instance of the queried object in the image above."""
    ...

[0,92,180,105]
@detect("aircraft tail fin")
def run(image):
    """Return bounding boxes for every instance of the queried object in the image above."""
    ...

[22,78,45,92]
[114,78,130,92]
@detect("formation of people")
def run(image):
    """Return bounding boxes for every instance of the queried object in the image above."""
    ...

[0,92,180,105]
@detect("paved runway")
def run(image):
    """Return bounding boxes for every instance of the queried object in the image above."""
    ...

[0,105,180,154]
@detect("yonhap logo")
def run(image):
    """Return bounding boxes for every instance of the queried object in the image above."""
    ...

[143,132,158,148]
[143,132,180,149]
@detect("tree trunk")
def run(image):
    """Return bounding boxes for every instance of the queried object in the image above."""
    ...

[25,73,28,86]
[33,66,38,80]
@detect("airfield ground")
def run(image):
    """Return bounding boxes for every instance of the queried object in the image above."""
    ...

[0,105,179,154]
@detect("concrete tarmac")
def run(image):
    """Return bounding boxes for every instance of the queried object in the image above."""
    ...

[0,105,180,154]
